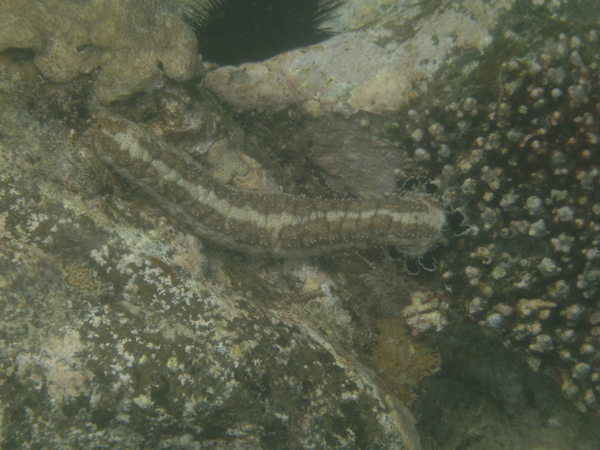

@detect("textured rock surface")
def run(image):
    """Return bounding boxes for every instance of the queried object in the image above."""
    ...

[0,0,199,103]
[0,83,421,448]
[204,0,512,115]
[202,0,515,198]
[2,0,600,448]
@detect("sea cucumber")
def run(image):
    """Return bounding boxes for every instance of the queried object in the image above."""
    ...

[82,116,446,257]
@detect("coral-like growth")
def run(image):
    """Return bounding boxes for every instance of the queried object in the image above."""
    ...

[0,0,199,103]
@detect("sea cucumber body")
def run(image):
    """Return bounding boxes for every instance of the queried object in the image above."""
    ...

[83,117,446,257]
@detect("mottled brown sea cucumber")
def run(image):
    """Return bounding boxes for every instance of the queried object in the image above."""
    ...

[83,116,446,257]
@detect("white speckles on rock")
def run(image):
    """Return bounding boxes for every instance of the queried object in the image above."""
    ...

[529,86,544,99]
[537,308,553,321]
[539,257,560,276]
[403,291,449,335]
[514,273,535,289]
[550,233,575,253]
[558,350,575,363]
[579,343,595,356]
[527,355,542,372]
[438,144,452,158]
[407,109,419,120]
[516,298,557,318]
[562,379,580,398]
[577,169,600,190]
[569,35,583,49]
[510,220,530,235]
[528,219,547,237]
[465,266,482,285]
[583,247,599,261]
[467,297,490,318]
[493,303,513,317]
[462,97,478,112]
[583,389,596,406]
[547,280,570,300]
[480,207,499,230]
[557,328,577,344]
[432,27,600,418]
[411,128,424,142]
[133,394,153,410]
[555,205,575,222]
[481,166,502,191]
[576,269,600,292]
[414,147,431,161]
[491,264,507,280]
[513,322,541,341]
[468,149,484,165]
[458,158,473,173]
[572,362,591,380]
[589,312,600,325]
[524,196,543,216]
[567,84,588,104]
[428,122,445,138]
[529,334,554,352]
[506,128,523,142]
[483,191,495,202]
[482,312,504,329]
[546,66,567,85]
[563,304,585,321]
[461,178,477,195]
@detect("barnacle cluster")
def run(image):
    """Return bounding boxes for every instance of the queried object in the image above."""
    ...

[402,29,599,412]
[0,0,199,103]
